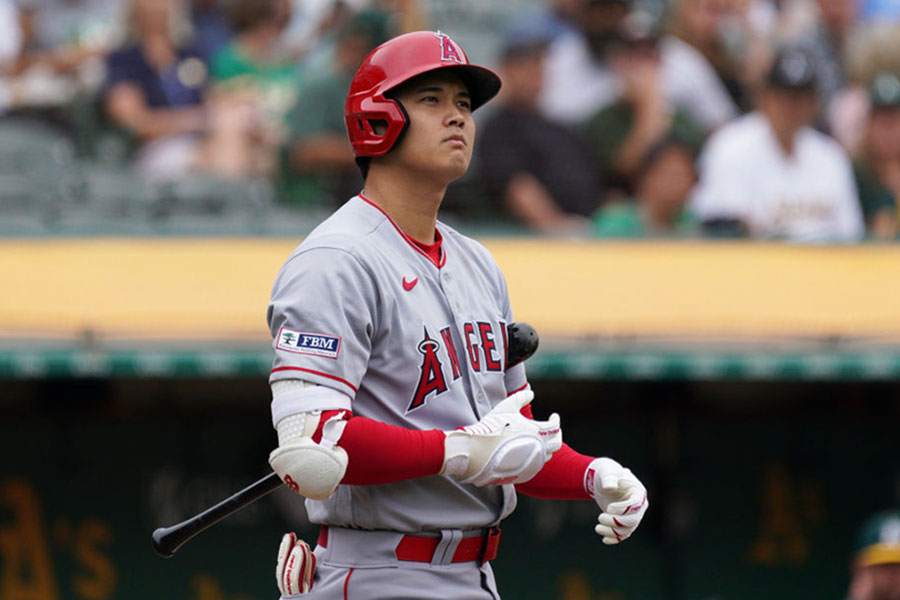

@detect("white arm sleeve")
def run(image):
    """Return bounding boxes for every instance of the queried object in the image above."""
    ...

[270,378,353,434]
[269,378,351,499]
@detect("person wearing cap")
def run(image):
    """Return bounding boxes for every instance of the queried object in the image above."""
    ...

[265,31,649,598]
[847,510,900,600]
[280,11,390,208]
[477,21,602,234]
[851,72,900,239]
[690,46,864,241]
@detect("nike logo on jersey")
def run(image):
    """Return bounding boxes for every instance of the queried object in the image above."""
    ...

[402,276,418,291]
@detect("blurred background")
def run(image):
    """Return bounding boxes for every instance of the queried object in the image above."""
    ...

[1,0,899,599]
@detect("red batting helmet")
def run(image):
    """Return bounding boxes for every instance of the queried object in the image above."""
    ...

[345,30,502,158]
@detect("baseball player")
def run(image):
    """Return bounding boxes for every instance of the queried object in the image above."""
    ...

[265,31,649,599]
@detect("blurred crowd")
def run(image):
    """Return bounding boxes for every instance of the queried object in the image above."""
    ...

[0,0,899,241]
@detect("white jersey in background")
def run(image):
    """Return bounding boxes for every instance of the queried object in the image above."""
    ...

[690,112,864,242]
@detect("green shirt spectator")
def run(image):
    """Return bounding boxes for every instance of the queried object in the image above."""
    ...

[278,11,388,208]
[593,136,699,238]
[209,42,298,125]
[853,162,897,229]
[593,201,695,237]
[278,64,357,207]
[586,100,704,195]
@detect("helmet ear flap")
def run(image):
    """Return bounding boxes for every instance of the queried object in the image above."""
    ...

[346,95,409,157]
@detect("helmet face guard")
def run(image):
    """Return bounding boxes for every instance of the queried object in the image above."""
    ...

[345,31,502,158]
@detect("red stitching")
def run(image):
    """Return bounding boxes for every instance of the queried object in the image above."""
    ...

[624,492,647,514]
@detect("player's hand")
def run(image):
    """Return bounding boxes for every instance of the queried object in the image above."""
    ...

[276,532,316,595]
[483,389,562,461]
[441,389,562,486]
[585,457,648,545]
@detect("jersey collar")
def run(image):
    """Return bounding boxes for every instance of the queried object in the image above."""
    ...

[358,193,446,269]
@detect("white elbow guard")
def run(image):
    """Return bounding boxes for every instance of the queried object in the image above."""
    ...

[268,380,351,500]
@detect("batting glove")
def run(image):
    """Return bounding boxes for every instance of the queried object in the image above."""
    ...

[585,457,648,545]
[276,532,316,595]
[442,389,562,486]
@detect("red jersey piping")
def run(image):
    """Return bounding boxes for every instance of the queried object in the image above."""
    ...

[358,193,447,269]
[343,568,354,599]
[509,382,530,394]
[270,366,358,394]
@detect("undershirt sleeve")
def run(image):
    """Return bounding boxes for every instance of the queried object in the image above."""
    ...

[311,402,594,495]
[314,410,446,486]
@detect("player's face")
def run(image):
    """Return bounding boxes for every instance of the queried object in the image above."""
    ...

[761,87,818,136]
[390,71,475,182]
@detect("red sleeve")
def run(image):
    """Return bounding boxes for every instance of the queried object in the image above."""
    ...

[514,404,594,500]
[313,410,446,486]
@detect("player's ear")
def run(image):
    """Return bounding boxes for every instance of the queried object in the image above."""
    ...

[370,119,388,136]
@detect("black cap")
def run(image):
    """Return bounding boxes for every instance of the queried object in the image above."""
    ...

[766,47,817,91]
[869,72,900,109]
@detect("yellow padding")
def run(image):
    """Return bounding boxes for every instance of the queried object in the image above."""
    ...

[2,238,900,342]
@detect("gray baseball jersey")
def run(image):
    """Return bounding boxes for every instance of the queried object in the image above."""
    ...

[267,195,528,533]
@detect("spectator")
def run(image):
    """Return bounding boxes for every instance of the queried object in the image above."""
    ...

[280,10,389,207]
[210,0,297,133]
[795,0,861,126]
[584,13,705,198]
[847,510,900,600]
[103,0,211,177]
[506,0,585,43]
[690,47,864,241]
[540,0,738,132]
[4,0,118,124]
[852,72,900,239]
[189,0,232,63]
[10,0,121,78]
[539,0,631,126]
[828,21,900,149]
[477,21,601,235]
[593,136,698,236]
[0,0,22,114]
[664,0,747,119]
[104,0,267,179]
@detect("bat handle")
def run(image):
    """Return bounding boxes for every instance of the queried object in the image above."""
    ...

[152,471,283,558]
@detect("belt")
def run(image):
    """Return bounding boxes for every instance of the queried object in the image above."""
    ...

[317,526,501,565]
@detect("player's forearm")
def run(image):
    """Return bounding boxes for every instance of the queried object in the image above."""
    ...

[105,86,207,140]
[514,443,593,500]
[335,415,445,485]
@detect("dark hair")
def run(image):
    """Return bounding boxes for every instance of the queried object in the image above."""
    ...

[229,0,290,34]
[638,135,696,175]
[356,157,371,179]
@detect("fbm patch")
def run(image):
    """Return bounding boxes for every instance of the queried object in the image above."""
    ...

[276,327,341,359]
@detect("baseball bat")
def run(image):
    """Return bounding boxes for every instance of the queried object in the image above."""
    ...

[152,321,540,558]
